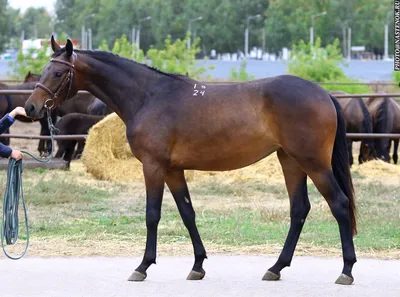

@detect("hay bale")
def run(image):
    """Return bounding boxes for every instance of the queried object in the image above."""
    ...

[351,160,400,180]
[81,113,144,182]
[82,113,399,184]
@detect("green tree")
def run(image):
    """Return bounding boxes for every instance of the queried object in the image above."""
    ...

[19,7,53,39]
[7,33,69,79]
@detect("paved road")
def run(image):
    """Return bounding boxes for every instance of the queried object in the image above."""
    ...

[1,256,399,297]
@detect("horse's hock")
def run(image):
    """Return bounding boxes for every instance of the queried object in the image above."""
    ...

[82,113,400,183]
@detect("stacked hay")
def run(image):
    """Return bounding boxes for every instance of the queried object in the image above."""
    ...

[351,160,400,181]
[82,113,399,184]
[81,113,144,182]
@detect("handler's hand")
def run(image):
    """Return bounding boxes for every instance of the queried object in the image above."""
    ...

[10,150,24,161]
[10,107,27,118]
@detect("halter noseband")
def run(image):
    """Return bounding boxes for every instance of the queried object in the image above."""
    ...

[35,56,75,109]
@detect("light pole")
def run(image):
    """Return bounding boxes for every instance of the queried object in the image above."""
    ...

[136,16,151,53]
[187,16,203,49]
[384,11,391,60]
[245,14,261,58]
[81,13,95,49]
[310,11,327,44]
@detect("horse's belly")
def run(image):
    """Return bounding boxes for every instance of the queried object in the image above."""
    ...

[170,134,279,171]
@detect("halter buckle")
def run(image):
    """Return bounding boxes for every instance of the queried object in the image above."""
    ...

[44,99,55,109]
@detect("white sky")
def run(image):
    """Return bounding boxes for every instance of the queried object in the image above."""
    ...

[8,0,56,13]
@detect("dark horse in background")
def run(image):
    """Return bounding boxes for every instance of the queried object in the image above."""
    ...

[329,90,375,165]
[367,95,400,164]
[0,81,58,154]
[55,113,105,168]
[25,37,358,285]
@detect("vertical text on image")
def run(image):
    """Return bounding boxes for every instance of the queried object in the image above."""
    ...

[394,1,400,70]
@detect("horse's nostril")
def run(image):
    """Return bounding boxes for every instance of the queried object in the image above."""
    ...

[25,104,35,117]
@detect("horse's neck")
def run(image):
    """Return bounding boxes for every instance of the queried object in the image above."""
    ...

[80,55,163,122]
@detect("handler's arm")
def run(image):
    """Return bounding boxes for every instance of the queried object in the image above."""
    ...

[0,113,15,135]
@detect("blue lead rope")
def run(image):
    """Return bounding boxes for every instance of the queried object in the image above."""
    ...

[1,108,58,260]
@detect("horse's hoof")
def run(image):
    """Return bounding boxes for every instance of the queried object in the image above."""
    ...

[127,271,147,282]
[262,270,281,281]
[187,268,205,280]
[335,273,354,285]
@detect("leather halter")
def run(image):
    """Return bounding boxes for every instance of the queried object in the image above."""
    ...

[35,56,75,109]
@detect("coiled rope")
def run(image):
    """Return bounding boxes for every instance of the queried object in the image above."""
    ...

[1,106,58,260]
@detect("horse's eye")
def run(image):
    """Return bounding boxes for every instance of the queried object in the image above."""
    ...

[55,72,63,78]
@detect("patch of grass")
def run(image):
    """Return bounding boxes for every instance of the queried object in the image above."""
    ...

[1,165,398,256]
[24,178,111,206]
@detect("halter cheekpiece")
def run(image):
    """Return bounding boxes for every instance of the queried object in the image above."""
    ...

[35,56,75,109]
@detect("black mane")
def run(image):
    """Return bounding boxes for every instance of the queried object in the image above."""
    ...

[52,48,187,80]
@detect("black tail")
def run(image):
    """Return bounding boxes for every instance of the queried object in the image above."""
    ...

[375,99,393,161]
[330,95,357,236]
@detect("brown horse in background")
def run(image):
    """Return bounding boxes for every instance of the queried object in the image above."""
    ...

[367,95,400,163]
[24,37,358,285]
[329,90,375,165]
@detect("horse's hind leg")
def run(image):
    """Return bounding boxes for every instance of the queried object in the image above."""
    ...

[264,149,309,281]
[302,164,356,285]
[165,169,207,280]
[392,139,399,164]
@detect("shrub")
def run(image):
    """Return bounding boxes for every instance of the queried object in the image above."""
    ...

[287,37,372,94]
[146,34,212,79]
[229,60,255,81]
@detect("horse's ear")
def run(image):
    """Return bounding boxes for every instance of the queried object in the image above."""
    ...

[65,39,74,57]
[51,35,61,52]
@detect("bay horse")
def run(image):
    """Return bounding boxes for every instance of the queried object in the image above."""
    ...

[366,95,400,163]
[24,37,357,285]
[54,113,104,168]
[329,90,375,165]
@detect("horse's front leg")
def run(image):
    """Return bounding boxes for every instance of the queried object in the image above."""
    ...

[38,117,50,156]
[128,162,165,281]
[165,169,207,280]
[392,139,399,164]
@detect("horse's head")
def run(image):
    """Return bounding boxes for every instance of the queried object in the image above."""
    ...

[23,71,41,83]
[25,36,79,119]
[359,140,376,164]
